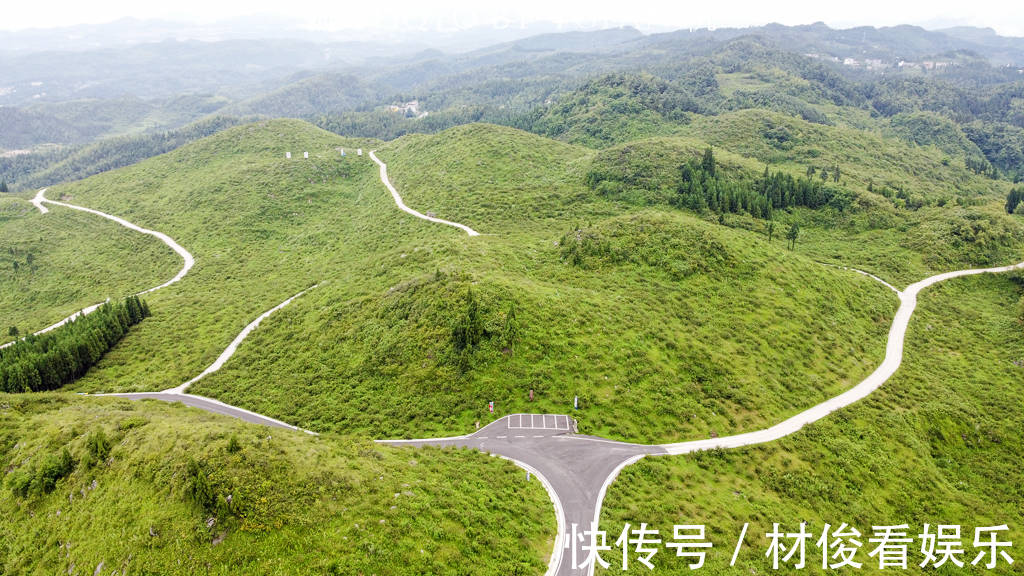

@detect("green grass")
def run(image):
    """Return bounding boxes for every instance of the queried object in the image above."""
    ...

[683,109,1005,201]
[36,120,387,392]
[597,272,1024,574]
[183,123,899,443]
[0,194,179,345]
[574,131,1024,286]
[4,118,1020,448]
[715,72,777,96]
[0,393,555,575]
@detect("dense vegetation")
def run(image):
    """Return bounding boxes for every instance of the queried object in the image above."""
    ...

[0,115,250,192]
[0,296,150,393]
[180,122,904,442]
[0,394,554,574]
[598,272,1024,574]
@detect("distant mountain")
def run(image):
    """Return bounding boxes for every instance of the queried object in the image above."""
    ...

[222,74,387,117]
[0,107,90,148]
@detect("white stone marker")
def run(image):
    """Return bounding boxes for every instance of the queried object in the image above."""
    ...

[304,152,309,158]
[286,152,291,158]
[340,148,345,156]
[357,148,362,156]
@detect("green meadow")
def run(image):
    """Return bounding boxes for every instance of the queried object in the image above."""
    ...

[0,393,555,575]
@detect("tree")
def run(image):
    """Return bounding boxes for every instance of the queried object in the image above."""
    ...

[503,302,520,351]
[819,168,829,182]
[0,180,8,193]
[1007,188,1023,214]
[805,166,816,177]
[452,287,483,351]
[701,147,716,178]
[832,166,841,182]
[766,219,776,243]
[786,223,801,250]
[7,326,17,337]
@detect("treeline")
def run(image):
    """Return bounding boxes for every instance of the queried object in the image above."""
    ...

[0,296,150,393]
[0,115,248,192]
[673,149,848,218]
[314,105,538,142]
[1006,187,1024,214]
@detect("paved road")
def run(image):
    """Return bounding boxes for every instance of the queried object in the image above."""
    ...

[110,392,311,432]
[369,150,481,236]
[379,415,666,576]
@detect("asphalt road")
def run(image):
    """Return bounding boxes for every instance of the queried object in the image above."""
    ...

[379,415,666,576]
[110,392,312,433]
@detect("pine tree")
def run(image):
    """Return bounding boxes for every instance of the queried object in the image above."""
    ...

[766,220,776,243]
[786,223,801,250]
[503,303,520,351]
[0,180,8,193]
[701,148,716,178]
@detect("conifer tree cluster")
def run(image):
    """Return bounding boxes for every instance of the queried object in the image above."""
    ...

[0,296,150,392]
[674,149,842,218]
[1006,187,1024,214]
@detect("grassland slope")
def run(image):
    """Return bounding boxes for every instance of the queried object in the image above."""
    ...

[597,271,1024,574]
[0,194,180,345]
[186,122,899,444]
[0,393,554,575]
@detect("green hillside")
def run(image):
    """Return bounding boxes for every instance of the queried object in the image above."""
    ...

[0,393,554,575]
[597,271,1024,574]
[179,122,898,443]
[0,194,180,345]
[6,116,1021,447]
[33,120,384,392]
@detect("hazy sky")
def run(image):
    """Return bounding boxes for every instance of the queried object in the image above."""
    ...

[4,0,1022,37]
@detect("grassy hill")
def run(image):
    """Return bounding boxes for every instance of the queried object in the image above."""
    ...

[6,118,1022,447]
[597,271,1024,574]
[177,122,899,443]
[0,194,180,345]
[0,393,554,575]
[30,120,385,392]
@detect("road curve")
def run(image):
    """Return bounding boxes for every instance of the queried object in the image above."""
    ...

[108,392,314,433]
[379,259,1024,575]
[658,259,1024,455]
[1,189,195,349]
[368,150,481,236]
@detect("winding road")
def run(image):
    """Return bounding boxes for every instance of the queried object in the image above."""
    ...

[11,157,1024,576]
[1,188,195,350]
